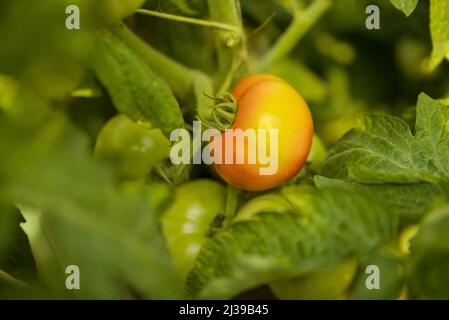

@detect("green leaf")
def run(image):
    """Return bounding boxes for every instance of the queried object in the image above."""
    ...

[314,176,449,222]
[186,187,397,299]
[350,249,404,300]
[429,0,449,70]
[390,0,419,16]
[0,206,37,283]
[91,26,185,137]
[415,92,449,175]
[321,114,430,184]
[320,94,449,220]
[406,203,449,299]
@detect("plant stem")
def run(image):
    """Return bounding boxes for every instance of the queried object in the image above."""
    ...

[257,0,331,70]
[113,24,197,101]
[223,184,239,227]
[207,0,242,28]
[207,0,247,90]
[135,9,241,33]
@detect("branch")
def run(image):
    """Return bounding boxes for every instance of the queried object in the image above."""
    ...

[207,0,247,91]
[135,9,240,33]
[258,0,331,70]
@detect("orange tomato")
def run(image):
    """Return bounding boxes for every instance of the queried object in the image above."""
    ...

[213,74,313,191]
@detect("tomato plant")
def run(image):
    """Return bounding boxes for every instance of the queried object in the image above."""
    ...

[1,0,449,301]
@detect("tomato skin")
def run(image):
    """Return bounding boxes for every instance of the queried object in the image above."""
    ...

[213,74,314,191]
[232,74,285,100]
[160,180,226,281]
[95,114,170,179]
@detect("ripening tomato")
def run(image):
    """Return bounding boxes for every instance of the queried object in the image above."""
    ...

[213,74,313,191]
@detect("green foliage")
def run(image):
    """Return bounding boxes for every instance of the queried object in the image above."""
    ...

[429,0,449,70]
[0,105,183,298]
[350,249,404,299]
[1,0,449,300]
[91,26,185,137]
[187,187,396,298]
[318,94,449,221]
[406,203,449,299]
[315,176,449,222]
[0,207,37,283]
[390,0,419,16]
[0,0,146,100]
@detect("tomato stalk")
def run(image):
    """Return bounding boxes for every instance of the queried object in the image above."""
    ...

[135,9,241,33]
[223,184,240,228]
[207,0,248,89]
[198,92,238,131]
[257,0,331,70]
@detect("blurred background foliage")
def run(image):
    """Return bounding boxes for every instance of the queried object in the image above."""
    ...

[0,0,449,299]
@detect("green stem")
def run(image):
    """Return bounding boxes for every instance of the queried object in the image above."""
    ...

[207,0,242,32]
[113,24,197,101]
[207,0,247,88]
[135,9,241,33]
[257,0,331,71]
[223,184,239,227]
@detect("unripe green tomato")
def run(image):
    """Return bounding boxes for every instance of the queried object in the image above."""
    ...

[95,114,170,179]
[306,134,327,172]
[161,180,226,281]
[234,194,292,222]
[270,257,358,300]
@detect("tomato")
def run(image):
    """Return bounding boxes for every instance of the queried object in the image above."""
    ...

[213,74,314,191]
[95,114,170,179]
[160,180,226,281]
[270,258,358,300]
